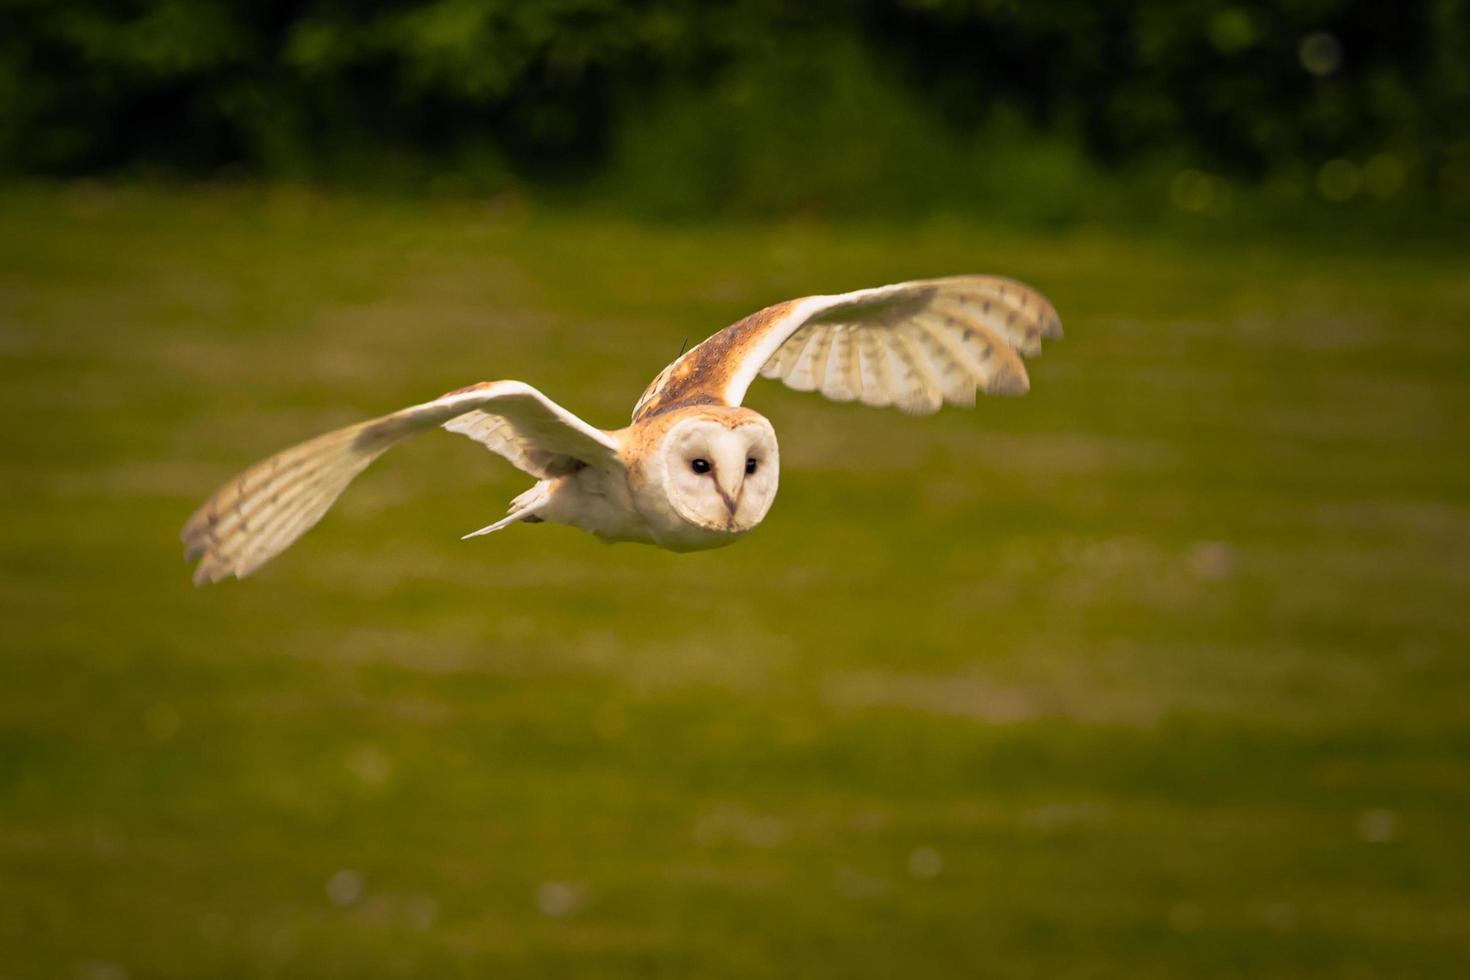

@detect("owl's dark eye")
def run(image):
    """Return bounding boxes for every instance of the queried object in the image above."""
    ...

[745,457,759,475]
[690,458,711,474]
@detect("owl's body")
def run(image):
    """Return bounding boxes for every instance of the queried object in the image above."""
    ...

[183,277,1061,583]
[482,404,777,552]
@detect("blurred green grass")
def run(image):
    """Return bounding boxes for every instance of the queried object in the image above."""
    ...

[2,185,1468,978]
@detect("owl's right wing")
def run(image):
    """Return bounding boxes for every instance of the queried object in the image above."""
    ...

[182,381,620,584]
[632,276,1061,420]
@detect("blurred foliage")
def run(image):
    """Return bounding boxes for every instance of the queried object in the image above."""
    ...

[2,1,1469,217]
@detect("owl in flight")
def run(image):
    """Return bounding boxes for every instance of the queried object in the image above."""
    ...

[183,277,1062,584]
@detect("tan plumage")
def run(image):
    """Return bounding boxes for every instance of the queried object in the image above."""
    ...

[631,276,1058,418]
[183,276,1061,584]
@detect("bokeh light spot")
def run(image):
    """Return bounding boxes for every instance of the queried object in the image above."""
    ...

[536,881,586,918]
[907,846,943,879]
[406,894,440,932]
[75,962,128,980]
[345,744,392,789]
[326,869,365,907]
[1358,809,1398,843]
[1299,31,1343,77]
[1208,8,1257,53]
[1187,541,1238,581]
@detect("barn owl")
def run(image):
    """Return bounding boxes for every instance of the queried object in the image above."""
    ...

[183,276,1061,584]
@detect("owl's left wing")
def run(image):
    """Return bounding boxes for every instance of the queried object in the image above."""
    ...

[632,276,1061,420]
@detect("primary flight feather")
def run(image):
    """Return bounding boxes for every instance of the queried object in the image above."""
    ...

[182,276,1062,584]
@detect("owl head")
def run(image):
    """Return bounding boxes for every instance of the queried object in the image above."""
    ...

[656,408,779,538]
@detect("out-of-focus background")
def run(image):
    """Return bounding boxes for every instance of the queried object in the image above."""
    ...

[2,3,1468,978]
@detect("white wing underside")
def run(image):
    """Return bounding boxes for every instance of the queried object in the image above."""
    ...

[181,381,618,584]
[748,277,1061,414]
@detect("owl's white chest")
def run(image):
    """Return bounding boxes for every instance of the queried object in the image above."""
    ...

[542,464,748,553]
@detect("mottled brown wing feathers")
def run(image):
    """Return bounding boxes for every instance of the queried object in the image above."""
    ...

[631,300,806,421]
[632,276,1061,420]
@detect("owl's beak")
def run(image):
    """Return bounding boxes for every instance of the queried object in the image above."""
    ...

[711,440,748,519]
[713,464,744,517]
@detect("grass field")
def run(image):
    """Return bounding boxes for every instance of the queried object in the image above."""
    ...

[2,185,1468,978]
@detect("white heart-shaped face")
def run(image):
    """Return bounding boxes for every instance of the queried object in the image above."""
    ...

[660,413,780,534]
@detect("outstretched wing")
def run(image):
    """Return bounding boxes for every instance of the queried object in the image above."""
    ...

[632,276,1062,420]
[182,381,619,585]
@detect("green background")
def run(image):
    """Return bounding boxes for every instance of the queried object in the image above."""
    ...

[2,186,1467,977]
[3,1,1470,976]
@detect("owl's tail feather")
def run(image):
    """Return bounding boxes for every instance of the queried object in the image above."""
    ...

[461,481,553,540]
